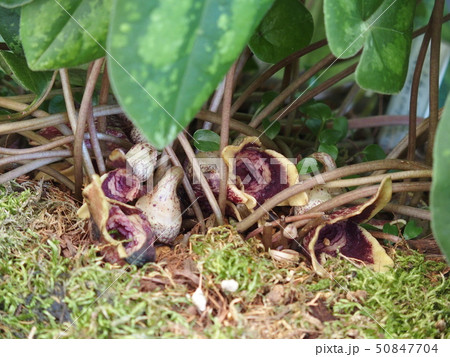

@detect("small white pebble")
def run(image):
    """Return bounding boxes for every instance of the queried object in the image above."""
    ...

[221,279,239,292]
[192,287,207,312]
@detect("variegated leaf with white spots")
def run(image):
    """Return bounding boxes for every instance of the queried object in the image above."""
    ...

[108,0,275,149]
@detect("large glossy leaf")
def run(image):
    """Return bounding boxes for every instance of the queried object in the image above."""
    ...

[248,0,313,63]
[324,0,415,94]
[0,51,52,93]
[0,0,32,8]
[431,95,450,263]
[108,0,275,149]
[20,0,112,70]
[0,6,23,55]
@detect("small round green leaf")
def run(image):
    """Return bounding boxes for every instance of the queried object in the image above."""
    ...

[262,117,280,140]
[296,157,319,175]
[333,116,348,141]
[302,102,332,121]
[383,223,399,236]
[403,220,423,240]
[249,0,313,63]
[318,143,338,160]
[193,129,220,152]
[318,129,341,145]
[362,144,386,162]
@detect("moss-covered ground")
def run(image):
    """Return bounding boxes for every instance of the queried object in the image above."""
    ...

[0,181,448,338]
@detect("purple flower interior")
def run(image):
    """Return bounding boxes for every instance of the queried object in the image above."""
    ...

[234,145,288,205]
[314,221,374,264]
[106,205,154,251]
[101,169,141,203]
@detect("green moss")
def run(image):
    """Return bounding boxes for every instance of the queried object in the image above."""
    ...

[321,253,449,338]
[0,183,448,338]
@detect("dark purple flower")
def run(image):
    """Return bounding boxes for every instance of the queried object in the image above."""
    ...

[303,177,394,274]
[222,137,307,209]
[101,168,142,203]
[79,175,156,266]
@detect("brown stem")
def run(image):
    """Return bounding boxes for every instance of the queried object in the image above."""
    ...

[408,27,432,162]
[246,212,323,239]
[98,63,110,133]
[37,165,75,192]
[426,0,445,165]
[0,150,71,168]
[0,157,63,185]
[0,71,57,122]
[383,202,431,221]
[86,103,106,175]
[262,223,272,251]
[324,170,432,188]
[59,68,96,189]
[231,39,327,115]
[368,231,401,244]
[267,63,358,125]
[164,146,205,233]
[236,159,429,232]
[73,58,104,198]
[177,132,224,225]
[306,182,430,215]
[250,53,336,128]
[348,115,424,129]
[219,61,236,215]
[0,136,74,155]
[0,104,123,135]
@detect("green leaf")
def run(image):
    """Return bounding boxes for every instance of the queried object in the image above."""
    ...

[0,51,52,93]
[253,91,278,118]
[20,0,112,70]
[0,0,32,8]
[248,0,313,63]
[305,118,322,136]
[193,129,220,152]
[333,116,348,141]
[318,129,341,145]
[318,143,338,160]
[296,157,319,174]
[262,117,280,140]
[403,220,423,240]
[324,0,415,93]
[48,95,66,114]
[302,102,332,121]
[431,95,450,262]
[0,6,23,56]
[383,223,399,236]
[362,144,386,162]
[108,0,275,149]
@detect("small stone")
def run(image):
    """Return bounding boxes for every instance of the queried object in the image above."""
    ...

[192,287,207,312]
[221,279,239,292]
[266,284,285,305]
[435,319,446,332]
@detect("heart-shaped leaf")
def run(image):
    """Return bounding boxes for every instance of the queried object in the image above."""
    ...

[0,6,23,56]
[108,0,275,149]
[362,144,386,162]
[262,117,281,140]
[0,0,32,8]
[20,0,112,70]
[249,0,313,63]
[0,50,52,93]
[318,143,338,160]
[431,95,450,263]
[324,0,415,93]
[403,220,423,240]
[193,129,220,152]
